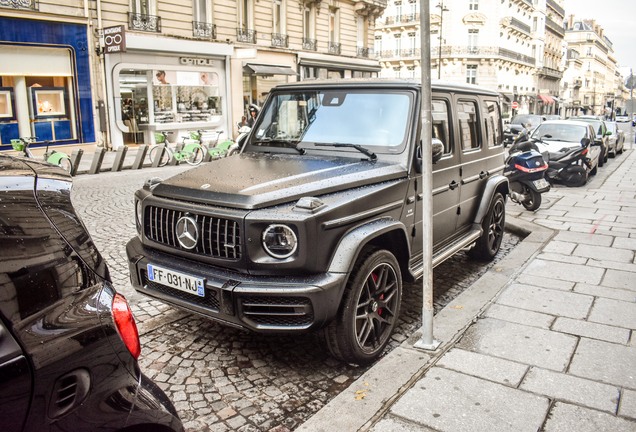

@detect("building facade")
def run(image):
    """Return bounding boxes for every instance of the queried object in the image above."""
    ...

[1,0,385,150]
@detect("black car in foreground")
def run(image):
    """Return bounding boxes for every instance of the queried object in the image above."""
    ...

[0,156,183,432]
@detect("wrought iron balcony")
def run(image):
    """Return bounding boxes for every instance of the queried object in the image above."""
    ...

[401,48,421,58]
[547,0,565,17]
[328,42,341,55]
[384,13,420,25]
[357,47,370,58]
[498,47,535,66]
[509,17,531,34]
[128,13,161,33]
[545,16,565,37]
[271,33,289,48]
[573,79,583,88]
[539,66,563,79]
[237,28,257,44]
[193,21,216,39]
[0,0,38,10]
[303,38,317,51]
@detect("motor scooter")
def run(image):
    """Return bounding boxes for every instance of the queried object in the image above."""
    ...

[513,133,592,188]
[505,139,550,211]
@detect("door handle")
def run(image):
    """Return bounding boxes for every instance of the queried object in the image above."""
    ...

[479,171,488,179]
[449,180,459,190]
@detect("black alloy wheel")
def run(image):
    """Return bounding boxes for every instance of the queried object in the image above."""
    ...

[323,248,402,365]
[469,192,506,261]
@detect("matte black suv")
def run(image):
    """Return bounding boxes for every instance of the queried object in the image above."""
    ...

[0,156,183,432]
[126,80,508,365]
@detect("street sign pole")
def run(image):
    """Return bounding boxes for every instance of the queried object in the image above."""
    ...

[414,0,440,352]
[629,69,634,149]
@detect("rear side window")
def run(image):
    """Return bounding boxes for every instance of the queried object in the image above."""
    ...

[432,98,452,154]
[482,99,503,147]
[457,100,480,151]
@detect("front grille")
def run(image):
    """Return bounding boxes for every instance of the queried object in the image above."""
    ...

[240,296,314,327]
[142,270,220,311]
[144,205,242,260]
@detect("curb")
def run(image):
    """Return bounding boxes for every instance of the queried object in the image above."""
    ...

[296,216,556,432]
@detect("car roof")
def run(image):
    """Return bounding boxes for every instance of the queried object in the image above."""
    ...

[272,78,501,97]
[538,119,591,127]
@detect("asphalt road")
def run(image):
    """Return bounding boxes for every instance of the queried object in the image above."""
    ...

[71,165,520,432]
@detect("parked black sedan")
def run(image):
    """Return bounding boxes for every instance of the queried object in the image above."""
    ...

[0,156,183,432]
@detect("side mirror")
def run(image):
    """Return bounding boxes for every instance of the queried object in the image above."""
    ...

[432,138,444,164]
[604,130,612,136]
[580,138,591,147]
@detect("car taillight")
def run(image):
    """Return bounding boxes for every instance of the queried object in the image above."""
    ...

[581,148,588,156]
[112,293,141,359]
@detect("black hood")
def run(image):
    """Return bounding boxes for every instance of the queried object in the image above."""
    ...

[151,153,407,209]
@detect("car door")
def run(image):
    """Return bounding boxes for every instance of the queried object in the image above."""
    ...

[454,96,485,230]
[0,317,32,432]
[431,92,461,247]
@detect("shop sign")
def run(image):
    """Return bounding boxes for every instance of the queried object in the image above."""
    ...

[104,25,126,54]
[179,57,216,66]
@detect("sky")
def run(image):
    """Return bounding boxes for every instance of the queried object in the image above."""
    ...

[563,0,636,78]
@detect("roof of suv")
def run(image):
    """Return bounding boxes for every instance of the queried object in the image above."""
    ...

[272,79,501,97]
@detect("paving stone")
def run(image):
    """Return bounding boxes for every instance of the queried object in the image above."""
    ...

[574,244,635,263]
[613,237,636,251]
[437,348,528,387]
[553,231,614,247]
[496,284,593,319]
[523,259,605,284]
[389,367,549,432]
[542,240,576,255]
[620,389,636,420]
[484,303,554,329]
[574,283,636,302]
[588,297,636,329]
[456,318,577,371]
[603,269,636,292]
[520,367,620,413]
[569,338,636,389]
[371,416,436,432]
[544,402,636,432]
[552,317,631,344]
[536,252,588,265]
[515,274,575,291]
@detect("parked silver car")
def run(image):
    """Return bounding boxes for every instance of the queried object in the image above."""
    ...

[604,121,625,157]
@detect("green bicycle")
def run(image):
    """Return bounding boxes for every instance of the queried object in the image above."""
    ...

[148,131,208,167]
[11,136,73,173]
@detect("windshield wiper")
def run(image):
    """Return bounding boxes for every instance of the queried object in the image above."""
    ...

[314,143,377,160]
[253,138,306,155]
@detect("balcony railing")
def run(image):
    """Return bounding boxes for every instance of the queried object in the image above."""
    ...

[0,0,38,10]
[303,38,317,51]
[547,0,565,17]
[432,46,499,57]
[271,33,289,48]
[509,17,531,34]
[237,28,257,44]
[401,48,421,58]
[573,79,583,88]
[128,13,161,32]
[328,42,341,55]
[539,66,563,79]
[192,21,216,39]
[498,47,535,65]
[384,13,420,25]
[545,16,565,37]
[357,47,371,58]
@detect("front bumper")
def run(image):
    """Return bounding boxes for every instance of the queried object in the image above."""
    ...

[126,237,348,333]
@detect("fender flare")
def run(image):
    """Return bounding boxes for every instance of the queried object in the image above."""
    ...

[473,175,509,225]
[328,218,409,274]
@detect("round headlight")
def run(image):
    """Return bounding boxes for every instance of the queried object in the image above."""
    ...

[262,224,297,259]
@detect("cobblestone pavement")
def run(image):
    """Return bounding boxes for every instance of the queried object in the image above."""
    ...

[71,165,520,431]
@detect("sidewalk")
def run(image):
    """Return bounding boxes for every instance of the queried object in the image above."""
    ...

[298,149,636,431]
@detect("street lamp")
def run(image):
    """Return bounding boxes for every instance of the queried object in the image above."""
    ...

[436,1,449,80]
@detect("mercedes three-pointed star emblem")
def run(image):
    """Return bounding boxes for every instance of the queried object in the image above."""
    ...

[175,216,199,250]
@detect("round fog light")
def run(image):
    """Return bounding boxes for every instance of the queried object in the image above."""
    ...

[262,224,297,259]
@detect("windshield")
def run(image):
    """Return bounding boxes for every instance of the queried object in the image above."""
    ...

[249,90,413,153]
[511,115,543,128]
[531,123,588,143]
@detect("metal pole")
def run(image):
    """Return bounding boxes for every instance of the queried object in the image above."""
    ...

[414,0,440,352]
[630,69,634,150]
[436,1,447,80]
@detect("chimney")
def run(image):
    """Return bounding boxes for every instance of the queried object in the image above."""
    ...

[567,14,574,30]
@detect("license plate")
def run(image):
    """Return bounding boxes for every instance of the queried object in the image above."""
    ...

[147,264,205,297]
[533,179,550,190]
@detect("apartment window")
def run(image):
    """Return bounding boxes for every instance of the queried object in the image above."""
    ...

[374,35,382,55]
[533,17,537,32]
[466,64,477,84]
[132,0,154,14]
[272,0,285,35]
[469,0,478,11]
[357,15,368,50]
[238,0,253,30]
[193,0,209,22]
[329,7,340,44]
[468,29,479,52]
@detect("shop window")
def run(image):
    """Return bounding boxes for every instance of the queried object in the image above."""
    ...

[0,88,15,120]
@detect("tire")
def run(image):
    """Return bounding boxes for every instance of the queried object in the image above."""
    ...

[469,192,505,261]
[562,166,588,187]
[590,163,598,176]
[522,187,542,211]
[149,145,170,167]
[185,146,205,165]
[322,248,402,365]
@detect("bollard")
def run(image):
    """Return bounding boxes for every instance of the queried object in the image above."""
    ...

[70,148,83,176]
[89,147,106,174]
[111,146,128,172]
[151,144,165,168]
[132,145,148,170]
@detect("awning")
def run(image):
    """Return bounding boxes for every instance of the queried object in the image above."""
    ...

[538,94,555,104]
[244,64,296,76]
[500,93,513,102]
